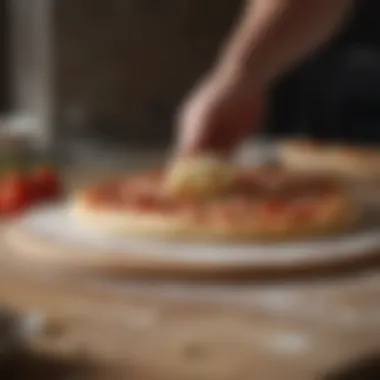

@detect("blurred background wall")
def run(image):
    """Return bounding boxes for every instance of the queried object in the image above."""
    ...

[1,0,242,147]
[0,0,380,147]
[267,0,380,143]
[0,0,10,113]
[53,0,241,146]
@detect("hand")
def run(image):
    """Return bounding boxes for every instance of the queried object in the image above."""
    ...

[175,72,264,157]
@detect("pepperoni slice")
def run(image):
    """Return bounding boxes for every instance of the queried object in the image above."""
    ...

[219,198,250,221]
[178,200,208,222]
[255,198,289,225]
[261,198,286,214]
[289,201,317,222]
[232,171,262,196]
[131,193,159,211]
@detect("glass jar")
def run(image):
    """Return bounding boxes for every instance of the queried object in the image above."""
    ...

[8,0,53,152]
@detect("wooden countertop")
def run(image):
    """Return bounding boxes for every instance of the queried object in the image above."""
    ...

[0,162,379,379]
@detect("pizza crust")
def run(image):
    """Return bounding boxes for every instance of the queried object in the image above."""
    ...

[278,139,380,180]
[277,140,336,174]
[73,189,359,242]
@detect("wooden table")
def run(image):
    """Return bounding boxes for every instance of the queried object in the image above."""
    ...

[0,158,379,380]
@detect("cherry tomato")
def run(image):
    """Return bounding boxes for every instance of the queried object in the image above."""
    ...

[33,166,61,200]
[0,172,32,215]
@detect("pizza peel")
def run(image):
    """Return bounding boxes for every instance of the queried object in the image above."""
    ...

[2,202,380,280]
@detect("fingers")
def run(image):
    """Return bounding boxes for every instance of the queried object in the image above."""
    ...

[177,106,256,158]
[175,77,263,160]
[176,117,231,158]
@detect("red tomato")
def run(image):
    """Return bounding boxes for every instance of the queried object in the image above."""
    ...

[33,166,61,200]
[0,172,32,215]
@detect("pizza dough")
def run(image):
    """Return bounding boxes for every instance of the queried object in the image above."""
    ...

[73,166,359,242]
[278,139,380,180]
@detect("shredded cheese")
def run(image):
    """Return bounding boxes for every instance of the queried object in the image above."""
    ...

[163,155,233,199]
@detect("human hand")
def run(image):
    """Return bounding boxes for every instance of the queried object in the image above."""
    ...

[175,71,264,157]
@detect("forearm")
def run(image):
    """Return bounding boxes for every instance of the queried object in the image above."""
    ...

[215,0,352,85]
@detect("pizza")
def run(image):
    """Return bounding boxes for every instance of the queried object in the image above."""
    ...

[73,156,358,241]
[278,138,380,180]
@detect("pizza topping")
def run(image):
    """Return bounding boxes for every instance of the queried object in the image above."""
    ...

[163,155,233,199]
[258,197,319,226]
[257,198,287,220]
[218,198,250,221]
[287,200,317,222]
[85,180,125,208]
[314,195,346,222]
[130,192,159,211]
[79,165,355,238]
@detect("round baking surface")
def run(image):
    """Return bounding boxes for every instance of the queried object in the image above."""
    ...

[4,204,380,278]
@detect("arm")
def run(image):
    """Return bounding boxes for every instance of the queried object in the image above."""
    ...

[175,0,352,158]
[216,0,352,85]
